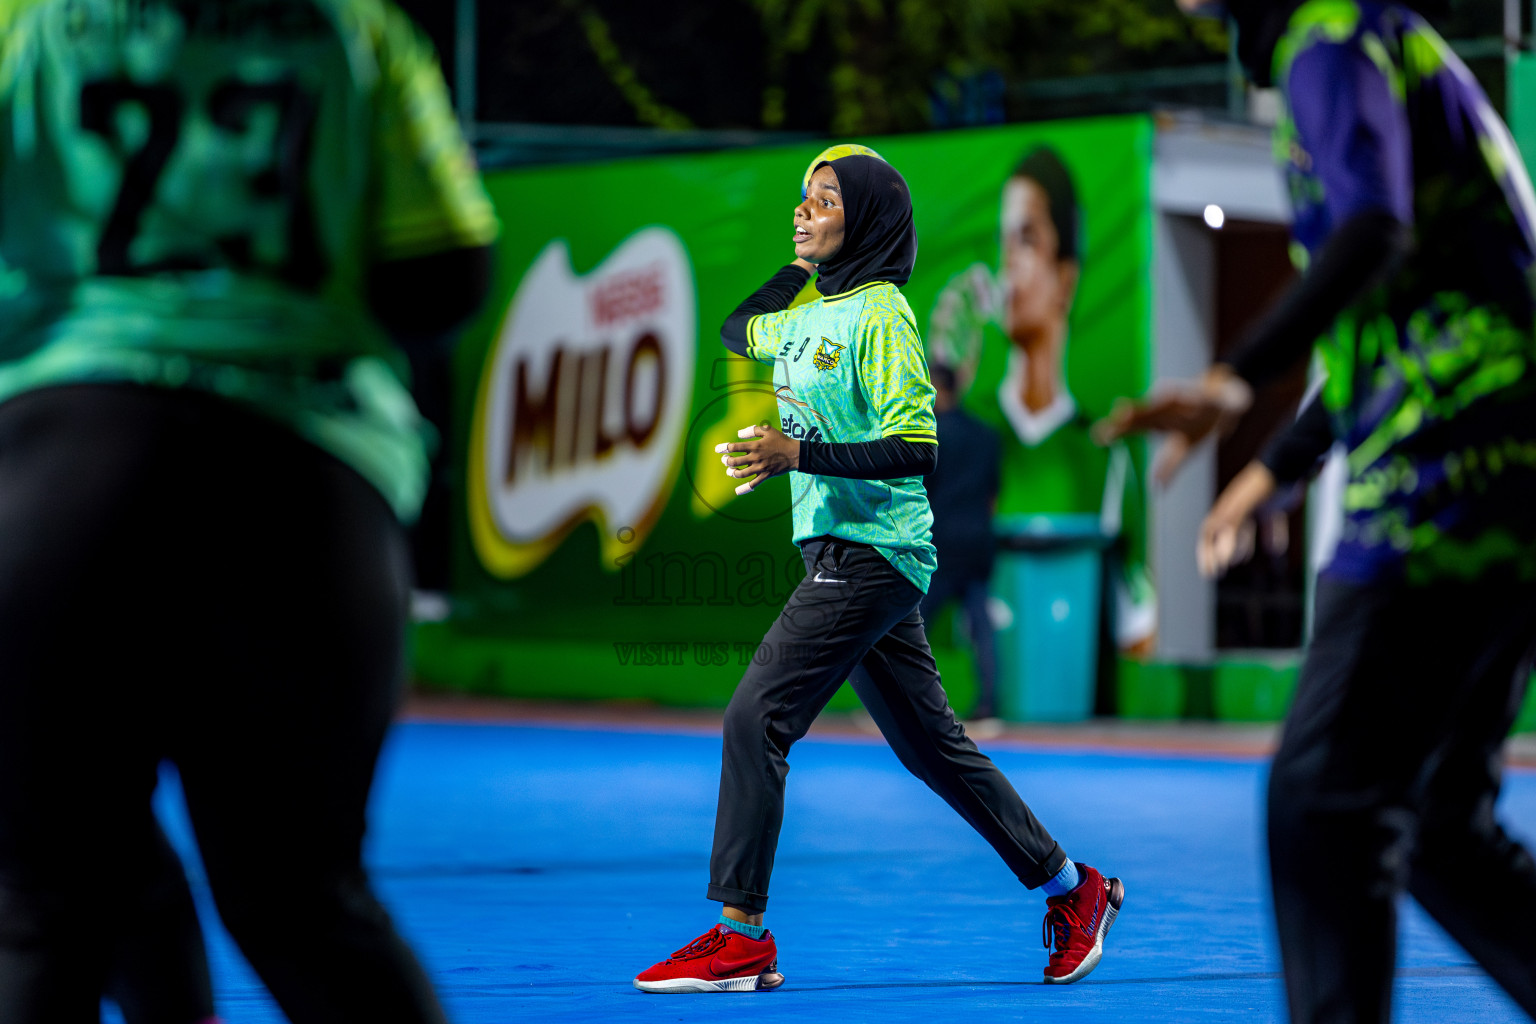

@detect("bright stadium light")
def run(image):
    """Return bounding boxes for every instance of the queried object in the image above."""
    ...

[1203,204,1226,229]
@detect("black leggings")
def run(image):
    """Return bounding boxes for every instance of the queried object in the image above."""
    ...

[1269,577,1536,1023]
[0,385,446,1024]
[709,538,1065,913]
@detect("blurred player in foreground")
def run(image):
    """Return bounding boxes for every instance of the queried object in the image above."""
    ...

[1100,1,1536,1020]
[0,1,496,1021]
[632,147,1123,994]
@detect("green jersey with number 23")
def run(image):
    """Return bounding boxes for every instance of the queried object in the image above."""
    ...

[0,0,498,518]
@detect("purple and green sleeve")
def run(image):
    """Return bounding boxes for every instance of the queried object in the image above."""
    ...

[1226,40,1414,386]
[1259,391,1334,484]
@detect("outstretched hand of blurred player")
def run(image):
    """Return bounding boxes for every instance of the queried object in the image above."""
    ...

[1093,365,1254,485]
[1199,461,1277,578]
[717,423,800,495]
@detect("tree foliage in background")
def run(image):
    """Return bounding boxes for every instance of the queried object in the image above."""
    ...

[432,0,1506,135]
[570,0,697,129]
[751,0,1225,133]
[478,0,1227,134]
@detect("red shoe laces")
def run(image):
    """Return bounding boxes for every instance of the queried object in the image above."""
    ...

[1043,903,1086,953]
[669,928,727,961]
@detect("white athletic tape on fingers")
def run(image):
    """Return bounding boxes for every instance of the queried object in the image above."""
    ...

[714,443,730,454]
[734,481,755,495]
[737,425,758,439]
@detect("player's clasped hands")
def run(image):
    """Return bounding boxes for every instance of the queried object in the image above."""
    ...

[716,422,800,496]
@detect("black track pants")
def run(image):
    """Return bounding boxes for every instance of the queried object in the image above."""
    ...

[707,537,1066,912]
[1269,577,1536,1024]
[0,385,447,1024]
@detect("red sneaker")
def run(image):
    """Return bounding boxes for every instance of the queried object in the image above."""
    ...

[633,924,785,993]
[1042,863,1124,984]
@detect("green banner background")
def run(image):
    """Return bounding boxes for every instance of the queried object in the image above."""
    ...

[423,115,1154,707]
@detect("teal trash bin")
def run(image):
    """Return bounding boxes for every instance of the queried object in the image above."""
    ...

[991,514,1112,722]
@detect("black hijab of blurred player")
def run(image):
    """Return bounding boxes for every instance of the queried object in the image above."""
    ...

[1194,0,1445,87]
[1188,0,1305,87]
[811,154,918,296]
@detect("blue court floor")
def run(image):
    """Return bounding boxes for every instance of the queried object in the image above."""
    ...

[132,719,1536,1023]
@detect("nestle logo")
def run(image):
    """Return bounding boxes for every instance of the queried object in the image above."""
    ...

[590,265,664,326]
[470,231,694,579]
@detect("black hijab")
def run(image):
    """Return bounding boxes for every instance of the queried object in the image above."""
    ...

[812,154,918,297]
[1226,0,1306,88]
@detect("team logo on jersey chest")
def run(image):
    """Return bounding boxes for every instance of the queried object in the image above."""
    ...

[812,337,845,371]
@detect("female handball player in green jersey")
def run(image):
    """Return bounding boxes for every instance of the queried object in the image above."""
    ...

[632,147,1123,993]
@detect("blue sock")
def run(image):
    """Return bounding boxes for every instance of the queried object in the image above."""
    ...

[1040,860,1081,897]
[717,914,767,940]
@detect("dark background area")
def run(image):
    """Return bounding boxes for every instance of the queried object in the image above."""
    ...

[396,0,1510,138]
[1212,222,1307,650]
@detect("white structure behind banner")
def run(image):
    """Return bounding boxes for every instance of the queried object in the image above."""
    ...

[1148,115,1292,660]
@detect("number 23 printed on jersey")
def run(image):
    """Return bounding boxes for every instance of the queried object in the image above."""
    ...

[78,74,323,286]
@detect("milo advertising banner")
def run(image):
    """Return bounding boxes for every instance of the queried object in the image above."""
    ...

[419,115,1154,708]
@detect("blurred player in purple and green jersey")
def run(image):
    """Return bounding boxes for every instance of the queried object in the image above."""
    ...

[0,1,497,1021]
[1101,2,1536,1021]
